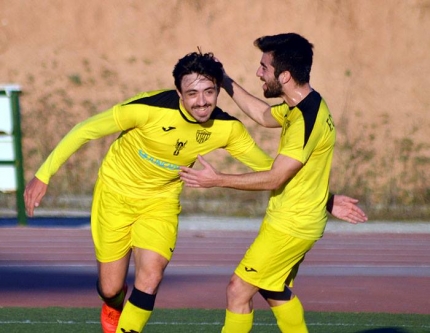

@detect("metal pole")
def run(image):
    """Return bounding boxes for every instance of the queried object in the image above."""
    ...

[10,90,26,225]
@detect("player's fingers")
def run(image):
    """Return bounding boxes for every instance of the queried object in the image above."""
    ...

[351,213,366,223]
[197,154,210,167]
[346,197,359,203]
[347,216,360,224]
[179,166,192,172]
[351,204,367,218]
[185,182,200,188]
[180,170,197,180]
[35,192,44,208]
[25,195,35,217]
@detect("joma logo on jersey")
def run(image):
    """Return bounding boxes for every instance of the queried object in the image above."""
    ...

[174,139,187,156]
[196,129,211,144]
[282,119,291,136]
[326,114,335,131]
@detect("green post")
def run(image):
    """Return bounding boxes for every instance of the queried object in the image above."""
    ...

[11,89,26,225]
[0,84,26,225]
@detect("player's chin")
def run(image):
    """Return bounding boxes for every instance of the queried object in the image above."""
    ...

[196,115,211,123]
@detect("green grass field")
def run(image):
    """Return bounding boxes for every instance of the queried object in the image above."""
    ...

[0,308,428,333]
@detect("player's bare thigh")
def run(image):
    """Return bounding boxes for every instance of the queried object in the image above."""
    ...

[133,247,169,294]
[98,250,132,298]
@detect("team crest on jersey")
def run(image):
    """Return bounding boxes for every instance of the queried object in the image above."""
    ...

[174,139,187,156]
[196,129,211,144]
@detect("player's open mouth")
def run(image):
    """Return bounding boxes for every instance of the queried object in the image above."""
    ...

[193,105,211,113]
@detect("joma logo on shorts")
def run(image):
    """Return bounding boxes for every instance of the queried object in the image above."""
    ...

[245,267,257,273]
[121,328,138,333]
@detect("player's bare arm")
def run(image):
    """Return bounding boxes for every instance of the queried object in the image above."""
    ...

[180,154,302,191]
[222,73,279,128]
[181,158,367,223]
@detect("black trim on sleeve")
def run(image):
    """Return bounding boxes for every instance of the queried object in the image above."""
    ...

[327,193,334,214]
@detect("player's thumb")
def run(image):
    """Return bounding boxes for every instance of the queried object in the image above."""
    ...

[197,154,208,166]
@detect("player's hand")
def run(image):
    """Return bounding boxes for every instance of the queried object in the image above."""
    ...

[331,195,368,224]
[212,57,234,93]
[179,155,220,188]
[24,177,48,217]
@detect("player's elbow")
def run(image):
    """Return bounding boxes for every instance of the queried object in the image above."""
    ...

[266,177,287,191]
[266,167,299,190]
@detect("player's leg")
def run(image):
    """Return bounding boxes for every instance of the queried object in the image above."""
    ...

[97,253,131,301]
[97,255,131,333]
[255,233,313,333]
[116,199,180,333]
[227,219,315,333]
[116,248,169,333]
[270,295,308,333]
[260,287,308,333]
[91,178,136,333]
[222,273,259,333]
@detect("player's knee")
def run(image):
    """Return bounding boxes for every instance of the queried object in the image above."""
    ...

[226,276,240,299]
[135,270,164,294]
[97,279,124,300]
[226,274,250,301]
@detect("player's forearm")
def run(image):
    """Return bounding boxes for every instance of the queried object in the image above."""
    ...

[35,126,92,183]
[35,109,120,183]
[215,170,283,191]
[217,153,302,191]
[222,75,272,126]
[234,145,274,172]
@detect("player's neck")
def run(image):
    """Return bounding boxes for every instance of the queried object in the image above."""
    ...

[283,83,313,107]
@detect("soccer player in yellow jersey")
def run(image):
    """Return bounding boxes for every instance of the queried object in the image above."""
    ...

[180,34,366,332]
[25,51,365,333]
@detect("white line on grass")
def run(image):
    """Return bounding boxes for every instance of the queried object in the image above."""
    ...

[0,320,428,329]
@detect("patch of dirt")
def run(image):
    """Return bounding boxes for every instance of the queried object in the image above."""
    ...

[0,0,429,212]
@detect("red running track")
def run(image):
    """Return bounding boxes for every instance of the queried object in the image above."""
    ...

[0,227,429,314]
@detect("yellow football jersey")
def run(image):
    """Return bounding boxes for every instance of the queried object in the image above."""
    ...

[36,89,273,198]
[266,91,336,240]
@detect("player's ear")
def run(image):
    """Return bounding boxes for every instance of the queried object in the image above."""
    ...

[279,71,291,84]
[176,88,183,100]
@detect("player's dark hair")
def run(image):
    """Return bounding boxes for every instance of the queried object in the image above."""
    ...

[254,33,314,85]
[173,51,224,92]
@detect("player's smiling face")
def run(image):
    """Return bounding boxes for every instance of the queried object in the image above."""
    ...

[256,52,283,98]
[177,73,219,123]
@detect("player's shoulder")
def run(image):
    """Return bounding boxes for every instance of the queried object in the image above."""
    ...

[297,90,322,114]
[121,89,179,109]
[209,107,239,121]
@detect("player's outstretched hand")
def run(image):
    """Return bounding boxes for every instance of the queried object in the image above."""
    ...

[24,177,48,217]
[179,155,220,188]
[331,195,368,224]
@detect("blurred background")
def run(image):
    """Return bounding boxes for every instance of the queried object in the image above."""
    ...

[0,0,429,220]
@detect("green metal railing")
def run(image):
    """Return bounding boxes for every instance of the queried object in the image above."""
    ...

[0,84,26,225]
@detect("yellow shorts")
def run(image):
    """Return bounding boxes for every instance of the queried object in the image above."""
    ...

[91,179,181,263]
[235,218,316,291]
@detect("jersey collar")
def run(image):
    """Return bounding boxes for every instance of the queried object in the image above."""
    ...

[178,100,199,123]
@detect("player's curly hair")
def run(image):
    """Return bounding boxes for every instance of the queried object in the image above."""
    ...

[173,50,224,92]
